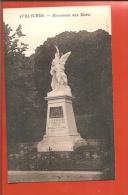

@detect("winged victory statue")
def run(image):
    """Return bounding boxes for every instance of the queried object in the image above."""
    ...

[50,46,71,91]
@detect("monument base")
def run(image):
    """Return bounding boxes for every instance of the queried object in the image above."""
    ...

[37,90,87,152]
[38,134,86,152]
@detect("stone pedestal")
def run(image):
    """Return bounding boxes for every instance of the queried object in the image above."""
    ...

[37,88,87,152]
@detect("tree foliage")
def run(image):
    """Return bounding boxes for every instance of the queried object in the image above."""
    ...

[4,24,38,145]
[4,23,28,56]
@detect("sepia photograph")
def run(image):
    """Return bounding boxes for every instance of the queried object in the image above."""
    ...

[3,5,115,183]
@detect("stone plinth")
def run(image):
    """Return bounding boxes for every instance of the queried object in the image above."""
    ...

[37,89,87,152]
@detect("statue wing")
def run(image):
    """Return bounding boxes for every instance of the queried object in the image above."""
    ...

[59,51,71,66]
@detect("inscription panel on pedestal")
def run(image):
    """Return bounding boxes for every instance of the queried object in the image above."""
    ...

[47,106,66,133]
[49,106,64,118]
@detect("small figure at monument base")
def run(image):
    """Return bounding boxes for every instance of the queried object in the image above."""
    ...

[37,46,87,152]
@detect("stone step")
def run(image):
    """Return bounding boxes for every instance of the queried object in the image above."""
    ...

[8,170,104,183]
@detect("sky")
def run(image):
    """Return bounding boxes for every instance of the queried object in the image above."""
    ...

[3,6,111,56]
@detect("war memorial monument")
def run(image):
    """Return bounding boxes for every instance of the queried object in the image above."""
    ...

[38,46,87,152]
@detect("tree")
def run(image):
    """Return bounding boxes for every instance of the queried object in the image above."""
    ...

[4,23,33,146]
[4,23,28,56]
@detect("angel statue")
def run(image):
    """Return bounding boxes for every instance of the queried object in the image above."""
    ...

[50,46,71,90]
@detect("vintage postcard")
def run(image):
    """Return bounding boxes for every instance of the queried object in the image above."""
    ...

[3,5,114,183]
